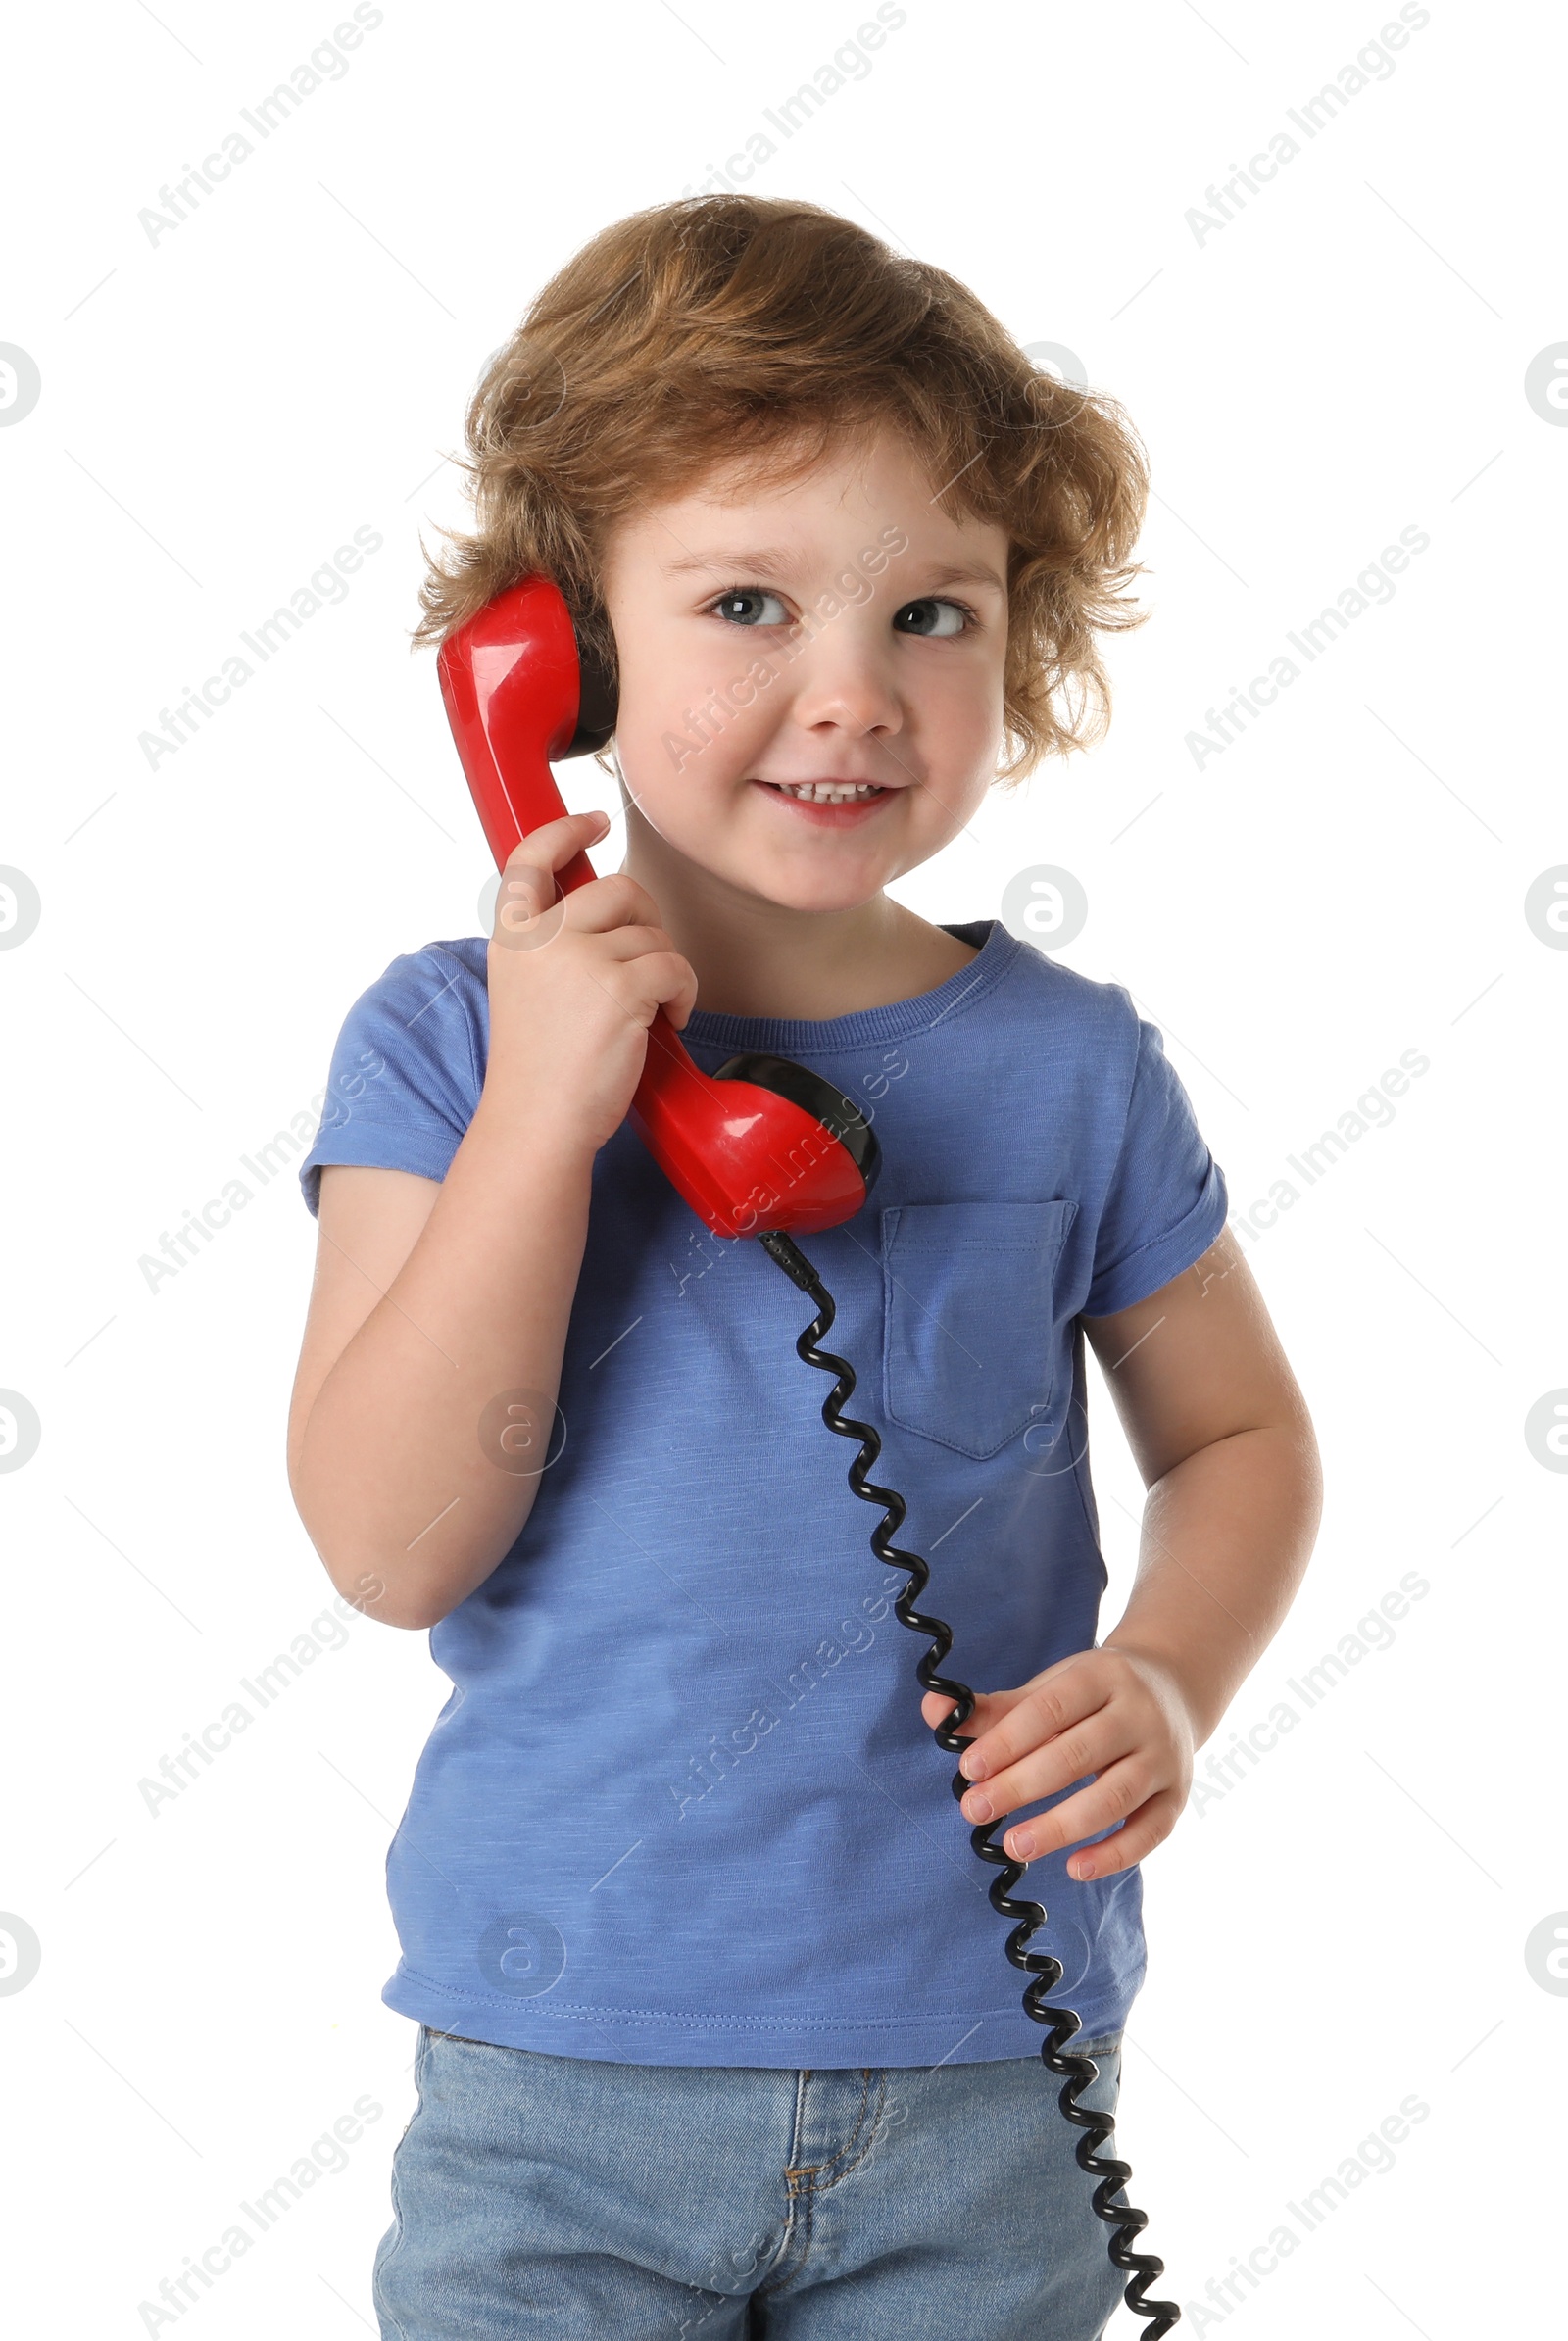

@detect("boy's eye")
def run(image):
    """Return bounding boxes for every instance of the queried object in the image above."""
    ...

[710,588,791,627]
[893,597,971,638]
[707,588,975,636]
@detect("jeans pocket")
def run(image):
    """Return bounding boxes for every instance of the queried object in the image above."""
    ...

[1065,2031,1122,2125]
[881,1198,1079,1458]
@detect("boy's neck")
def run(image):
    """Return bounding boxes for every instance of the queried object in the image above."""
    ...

[615,830,980,1023]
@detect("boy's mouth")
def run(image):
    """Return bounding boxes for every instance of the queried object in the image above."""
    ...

[752,777,897,827]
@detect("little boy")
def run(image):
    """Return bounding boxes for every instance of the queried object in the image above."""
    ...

[289,194,1321,2340]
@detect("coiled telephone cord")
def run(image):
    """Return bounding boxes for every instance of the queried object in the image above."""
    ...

[760,1228,1181,2337]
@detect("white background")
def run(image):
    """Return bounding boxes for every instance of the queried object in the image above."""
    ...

[2,1,1563,2333]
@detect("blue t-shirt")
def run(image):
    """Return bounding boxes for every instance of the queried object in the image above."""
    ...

[297,917,1227,2067]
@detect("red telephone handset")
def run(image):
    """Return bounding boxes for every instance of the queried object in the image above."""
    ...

[437,576,879,1241]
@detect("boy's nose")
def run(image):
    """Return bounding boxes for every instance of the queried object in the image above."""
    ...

[786,639,903,740]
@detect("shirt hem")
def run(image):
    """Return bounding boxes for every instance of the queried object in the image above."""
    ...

[1082,1160,1230,1318]
[381,1961,1141,2069]
[298,1122,460,1219]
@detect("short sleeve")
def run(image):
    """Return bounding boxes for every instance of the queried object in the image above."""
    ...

[1083,1012,1229,1317]
[296,941,486,1219]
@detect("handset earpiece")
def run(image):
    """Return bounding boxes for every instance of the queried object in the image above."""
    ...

[563,618,616,758]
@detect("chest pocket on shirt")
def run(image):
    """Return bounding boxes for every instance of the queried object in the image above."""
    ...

[880,1198,1079,1459]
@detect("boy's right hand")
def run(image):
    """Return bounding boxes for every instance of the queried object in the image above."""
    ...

[480,810,700,1156]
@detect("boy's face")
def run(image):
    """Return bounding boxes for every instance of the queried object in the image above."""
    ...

[597,426,1011,915]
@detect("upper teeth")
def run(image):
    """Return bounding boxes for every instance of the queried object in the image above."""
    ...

[775,781,882,801]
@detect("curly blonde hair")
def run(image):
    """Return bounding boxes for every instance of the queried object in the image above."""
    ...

[415,194,1149,784]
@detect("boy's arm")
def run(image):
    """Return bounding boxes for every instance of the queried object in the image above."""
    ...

[287,1127,598,1631]
[1083,1224,1323,1747]
[919,1227,1322,1878]
[287,807,699,1632]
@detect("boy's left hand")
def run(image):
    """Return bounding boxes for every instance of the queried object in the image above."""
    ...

[918,1645,1197,1880]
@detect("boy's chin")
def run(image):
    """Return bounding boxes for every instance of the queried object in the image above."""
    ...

[734,865,892,917]
[682,838,891,916]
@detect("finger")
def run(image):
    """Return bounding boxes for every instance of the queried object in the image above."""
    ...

[493,864,563,944]
[956,1708,1131,1830]
[662,958,700,1031]
[504,808,612,878]
[639,948,700,1030]
[494,862,659,954]
[600,948,700,1032]
[994,1753,1162,1864]
[1065,1787,1184,1880]
[560,868,666,937]
[496,811,610,902]
[920,1686,1028,1721]
[955,1666,1113,1788]
[592,922,681,967]
[920,1687,1016,1737]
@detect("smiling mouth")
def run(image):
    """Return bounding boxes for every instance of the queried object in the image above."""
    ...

[757,779,892,803]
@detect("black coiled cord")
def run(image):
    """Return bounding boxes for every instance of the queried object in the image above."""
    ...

[759,1227,1181,2336]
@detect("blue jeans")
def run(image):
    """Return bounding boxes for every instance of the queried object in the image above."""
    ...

[372,2024,1130,2338]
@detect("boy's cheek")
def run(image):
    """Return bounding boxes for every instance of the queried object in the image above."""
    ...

[621,692,774,796]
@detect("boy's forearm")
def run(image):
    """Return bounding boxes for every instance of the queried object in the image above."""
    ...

[292,1105,597,1628]
[1102,1421,1323,1750]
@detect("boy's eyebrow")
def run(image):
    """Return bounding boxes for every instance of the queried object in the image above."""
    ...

[911,560,1007,594]
[662,545,809,580]
[662,547,1006,592]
